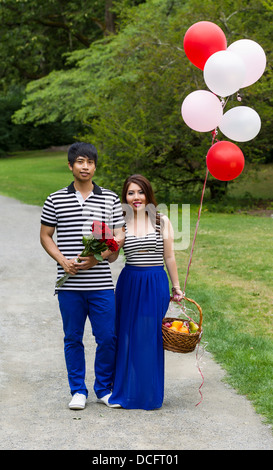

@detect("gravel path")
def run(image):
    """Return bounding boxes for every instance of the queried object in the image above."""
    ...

[0,195,272,451]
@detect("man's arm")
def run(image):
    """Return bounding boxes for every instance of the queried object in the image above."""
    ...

[40,224,80,275]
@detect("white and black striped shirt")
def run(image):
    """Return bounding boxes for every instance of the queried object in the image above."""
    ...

[41,181,124,292]
[123,222,164,266]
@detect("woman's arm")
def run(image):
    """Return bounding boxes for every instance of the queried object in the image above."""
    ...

[108,225,125,263]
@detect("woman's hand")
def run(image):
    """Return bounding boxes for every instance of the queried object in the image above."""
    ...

[171,287,184,302]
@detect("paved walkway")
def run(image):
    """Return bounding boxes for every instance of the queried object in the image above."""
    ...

[0,195,272,450]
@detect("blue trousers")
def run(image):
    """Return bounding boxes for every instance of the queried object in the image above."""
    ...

[58,290,116,399]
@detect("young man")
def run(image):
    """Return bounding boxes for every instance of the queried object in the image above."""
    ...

[40,142,124,410]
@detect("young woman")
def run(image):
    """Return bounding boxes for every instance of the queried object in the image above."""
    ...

[109,174,183,410]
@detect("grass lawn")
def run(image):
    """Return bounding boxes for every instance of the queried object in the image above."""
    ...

[1,150,273,426]
[175,208,273,425]
[0,150,73,206]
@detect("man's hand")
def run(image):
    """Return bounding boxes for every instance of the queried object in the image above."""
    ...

[75,255,98,270]
[61,258,81,275]
[40,224,83,275]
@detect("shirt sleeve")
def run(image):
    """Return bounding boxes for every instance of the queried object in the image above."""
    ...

[40,195,57,227]
[108,195,125,229]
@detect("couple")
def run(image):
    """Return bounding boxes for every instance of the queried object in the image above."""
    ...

[40,142,183,411]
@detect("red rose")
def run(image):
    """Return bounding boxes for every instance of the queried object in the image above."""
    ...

[106,239,119,252]
[91,221,112,240]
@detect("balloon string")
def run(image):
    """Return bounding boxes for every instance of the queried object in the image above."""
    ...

[182,166,209,295]
[182,123,224,296]
[194,339,208,407]
[180,100,228,402]
[169,297,197,325]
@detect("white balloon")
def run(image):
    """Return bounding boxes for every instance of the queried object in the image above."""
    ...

[181,90,223,132]
[204,50,246,97]
[228,39,266,88]
[219,106,261,142]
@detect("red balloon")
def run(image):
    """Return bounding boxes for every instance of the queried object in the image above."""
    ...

[206,141,245,181]
[183,21,227,70]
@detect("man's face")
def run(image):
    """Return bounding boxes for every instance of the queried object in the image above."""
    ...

[68,155,96,183]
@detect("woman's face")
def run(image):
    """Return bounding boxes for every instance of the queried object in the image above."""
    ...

[126,182,147,213]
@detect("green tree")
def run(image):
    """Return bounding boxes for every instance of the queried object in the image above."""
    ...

[12,0,273,198]
[0,0,119,89]
[0,0,147,153]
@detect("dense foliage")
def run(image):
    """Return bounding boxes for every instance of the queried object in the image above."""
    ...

[1,0,272,197]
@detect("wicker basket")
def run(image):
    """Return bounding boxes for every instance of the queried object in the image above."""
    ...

[162,297,203,353]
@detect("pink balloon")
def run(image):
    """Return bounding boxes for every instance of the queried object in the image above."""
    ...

[181,90,223,132]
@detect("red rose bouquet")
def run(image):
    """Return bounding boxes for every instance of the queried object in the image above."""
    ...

[56,221,119,288]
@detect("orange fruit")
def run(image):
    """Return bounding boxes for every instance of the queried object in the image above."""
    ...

[172,321,183,330]
[180,326,189,334]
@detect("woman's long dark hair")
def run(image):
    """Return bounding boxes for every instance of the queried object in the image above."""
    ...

[122,174,163,232]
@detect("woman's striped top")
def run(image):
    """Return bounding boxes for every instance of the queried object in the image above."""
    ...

[123,220,164,266]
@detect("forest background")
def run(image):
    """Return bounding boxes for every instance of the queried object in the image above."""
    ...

[1,0,273,426]
[1,0,273,202]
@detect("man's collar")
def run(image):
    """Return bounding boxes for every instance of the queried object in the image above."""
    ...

[67,181,102,195]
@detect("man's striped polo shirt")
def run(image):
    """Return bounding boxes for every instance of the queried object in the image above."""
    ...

[41,181,124,292]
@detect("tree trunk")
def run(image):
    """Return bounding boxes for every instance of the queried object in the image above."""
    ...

[105,0,116,35]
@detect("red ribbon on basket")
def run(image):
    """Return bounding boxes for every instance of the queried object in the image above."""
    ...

[195,340,206,407]
[169,298,206,406]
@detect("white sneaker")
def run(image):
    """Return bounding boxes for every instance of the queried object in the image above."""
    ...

[96,393,121,408]
[69,393,86,410]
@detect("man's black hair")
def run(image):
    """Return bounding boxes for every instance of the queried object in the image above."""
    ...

[68,142,98,167]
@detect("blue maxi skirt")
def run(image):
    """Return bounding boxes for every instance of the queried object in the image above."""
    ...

[109,265,170,410]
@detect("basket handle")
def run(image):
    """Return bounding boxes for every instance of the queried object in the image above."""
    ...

[170,296,203,332]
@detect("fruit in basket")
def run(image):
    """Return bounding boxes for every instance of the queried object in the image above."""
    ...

[189,321,199,332]
[179,322,190,333]
[166,321,190,334]
[163,319,193,334]
[172,320,183,330]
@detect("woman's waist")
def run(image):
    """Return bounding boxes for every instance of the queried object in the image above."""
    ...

[124,264,164,271]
